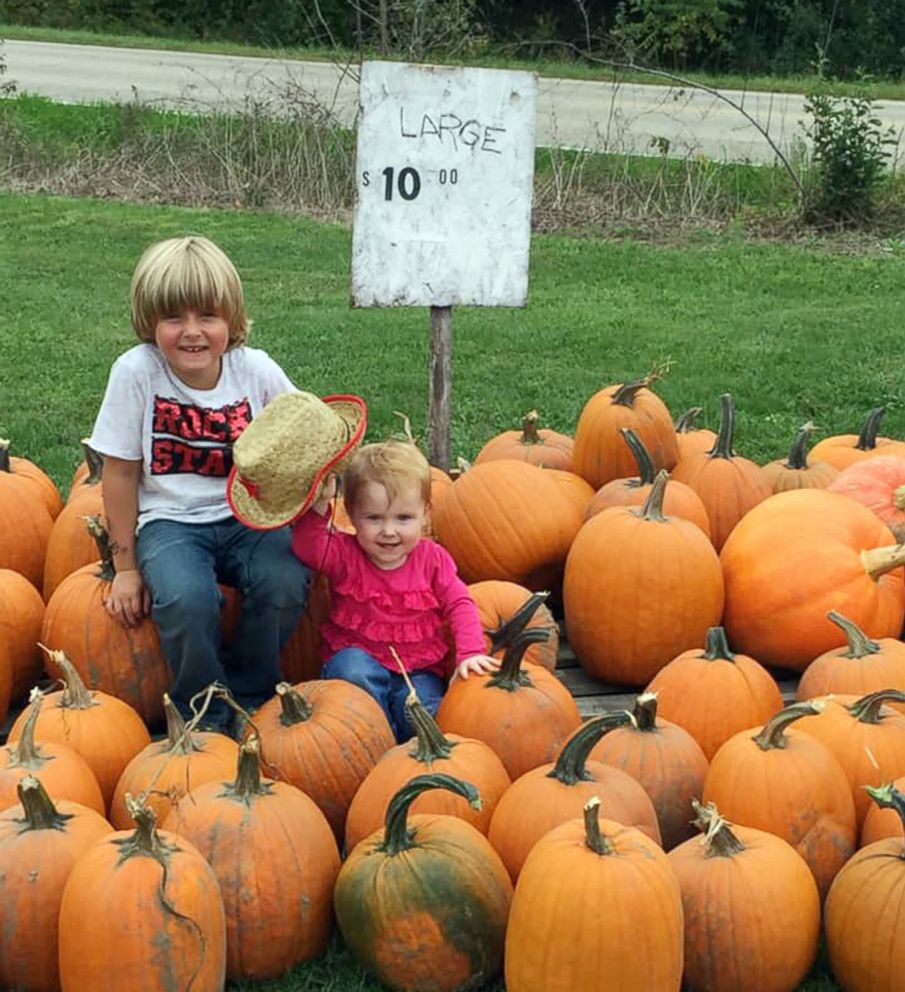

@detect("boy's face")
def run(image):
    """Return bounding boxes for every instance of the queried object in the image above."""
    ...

[154,307,230,390]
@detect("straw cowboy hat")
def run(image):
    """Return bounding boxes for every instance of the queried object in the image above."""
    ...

[227,391,367,529]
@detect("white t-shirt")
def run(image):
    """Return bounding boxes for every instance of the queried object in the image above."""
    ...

[90,343,295,530]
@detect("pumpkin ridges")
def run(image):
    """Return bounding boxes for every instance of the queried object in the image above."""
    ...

[474,410,574,472]
[0,569,43,704]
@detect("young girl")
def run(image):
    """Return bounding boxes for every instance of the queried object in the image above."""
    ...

[290,440,498,742]
[90,234,311,733]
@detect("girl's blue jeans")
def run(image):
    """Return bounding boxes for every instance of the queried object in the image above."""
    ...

[137,516,311,731]
[322,647,446,743]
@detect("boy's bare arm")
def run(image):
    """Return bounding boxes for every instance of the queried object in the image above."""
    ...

[101,455,150,627]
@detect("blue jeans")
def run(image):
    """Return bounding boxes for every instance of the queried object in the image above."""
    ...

[137,516,311,730]
[322,648,446,743]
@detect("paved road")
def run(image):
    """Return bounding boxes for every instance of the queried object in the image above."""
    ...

[4,39,905,166]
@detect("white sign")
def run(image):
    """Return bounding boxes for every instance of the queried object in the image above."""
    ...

[351,61,537,308]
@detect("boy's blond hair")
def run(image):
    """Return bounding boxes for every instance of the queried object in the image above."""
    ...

[343,440,432,513]
[130,235,249,347]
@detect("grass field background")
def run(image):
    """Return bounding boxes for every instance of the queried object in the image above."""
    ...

[0,188,891,990]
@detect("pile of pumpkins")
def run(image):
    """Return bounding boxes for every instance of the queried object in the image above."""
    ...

[2,373,905,990]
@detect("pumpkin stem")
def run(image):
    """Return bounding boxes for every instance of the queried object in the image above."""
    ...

[79,439,105,486]
[674,407,703,433]
[827,611,880,657]
[631,692,660,732]
[783,422,815,470]
[17,775,73,831]
[703,626,736,661]
[611,370,659,408]
[894,486,905,512]
[848,688,905,725]
[380,773,481,856]
[486,590,551,655]
[0,439,12,473]
[116,798,176,865]
[549,710,632,785]
[276,682,314,725]
[520,410,542,445]
[620,427,656,485]
[83,515,116,581]
[638,470,669,522]
[9,691,48,769]
[163,694,200,754]
[406,693,455,762]
[486,627,550,692]
[38,645,96,710]
[227,739,270,803]
[861,544,905,581]
[752,700,824,750]
[706,393,737,460]
[583,796,615,855]
[855,407,886,451]
[865,782,905,837]
[692,799,746,857]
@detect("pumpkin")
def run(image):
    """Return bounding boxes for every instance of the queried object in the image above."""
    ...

[761,421,840,492]
[586,691,709,849]
[66,439,103,503]
[335,774,513,992]
[585,427,711,538]
[474,409,574,471]
[505,797,684,992]
[0,441,53,588]
[9,648,150,810]
[702,700,857,899]
[668,800,820,992]
[254,679,395,841]
[0,568,44,702]
[670,393,772,550]
[573,370,679,489]
[469,581,559,671]
[0,440,62,520]
[488,711,661,881]
[110,694,238,829]
[278,572,332,683]
[0,691,105,815]
[545,468,595,520]
[42,483,105,601]
[164,739,340,980]
[345,693,511,851]
[674,406,717,460]
[828,454,905,540]
[563,470,724,684]
[861,772,905,846]
[721,488,905,671]
[824,783,905,992]
[432,459,583,589]
[41,515,171,724]
[794,689,905,828]
[810,406,905,470]
[58,801,226,991]
[646,626,784,760]
[796,611,905,713]
[435,628,581,780]
[0,776,112,992]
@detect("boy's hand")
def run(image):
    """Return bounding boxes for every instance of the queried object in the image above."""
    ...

[452,654,500,682]
[104,569,150,628]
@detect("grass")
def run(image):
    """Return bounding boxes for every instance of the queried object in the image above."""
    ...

[5,21,905,101]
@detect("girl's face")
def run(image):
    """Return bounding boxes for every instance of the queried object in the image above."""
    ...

[350,480,427,570]
[154,307,229,390]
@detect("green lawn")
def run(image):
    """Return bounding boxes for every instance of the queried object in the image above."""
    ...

[2,189,895,990]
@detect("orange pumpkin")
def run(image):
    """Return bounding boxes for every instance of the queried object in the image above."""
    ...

[469,581,559,671]
[670,393,772,551]
[42,484,106,601]
[564,470,724,684]
[0,777,112,992]
[278,572,332,683]
[345,694,511,852]
[861,773,905,846]
[0,442,53,588]
[573,370,679,489]
[721,488,905,671]
[702,700,857,899]
[545,468,595,520]
[825,783,905,992]
[668,800,820,992]
[164,739,340,981]
[810,406,905,470]
[828,454,905,540]
[762,422,840,492]
[1,441,62,520]
[488,711,661,881]
[505,797,684,992]
[58,802,226,991]
[674,406,717,460]
[646,626,784,760]
[66,439,103,504]
[474,409,574,471]
[0,568,43,702]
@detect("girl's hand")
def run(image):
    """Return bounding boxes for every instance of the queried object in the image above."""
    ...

[453,654,500,682]
[103,569,150,628]
[313,473,339,514]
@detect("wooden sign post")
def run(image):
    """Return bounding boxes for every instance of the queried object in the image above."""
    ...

[351,61,537,469]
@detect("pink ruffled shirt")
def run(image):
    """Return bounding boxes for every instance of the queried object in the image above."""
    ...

[291,510,486,678]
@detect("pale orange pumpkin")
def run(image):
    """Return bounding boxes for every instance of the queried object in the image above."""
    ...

[474,409,574,472]
[762,422,840,492]
[674,406,717,461]
[828,454,905,541]
[810,406,905,470]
